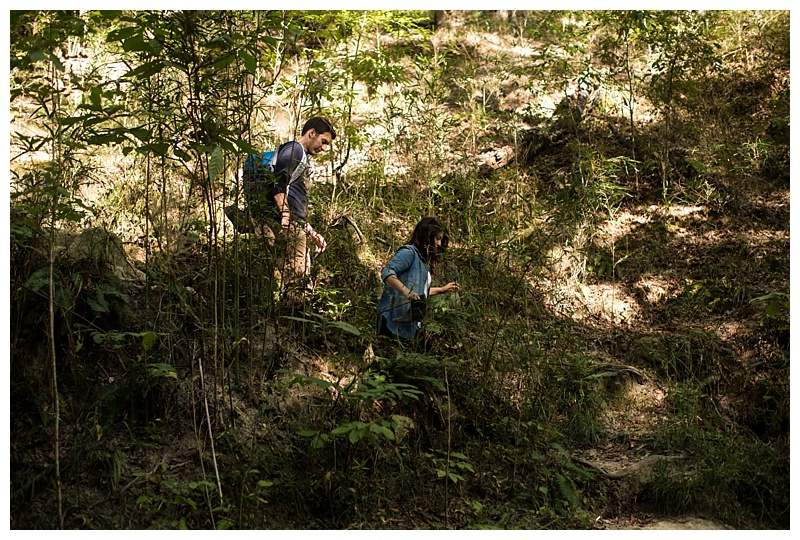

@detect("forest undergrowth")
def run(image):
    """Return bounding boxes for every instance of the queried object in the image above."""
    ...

[8,10,790,530]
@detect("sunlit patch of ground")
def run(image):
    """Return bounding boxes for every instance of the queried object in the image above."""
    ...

[598,515,732,530]
[539,279,641,327]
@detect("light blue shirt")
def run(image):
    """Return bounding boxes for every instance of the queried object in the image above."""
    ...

[377,245,431,340]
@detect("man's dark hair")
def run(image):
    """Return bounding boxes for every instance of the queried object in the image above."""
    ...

[301,117,336,139]
[408,216,449,273]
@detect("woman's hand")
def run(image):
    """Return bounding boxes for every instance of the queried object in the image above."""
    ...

[430,282,460,296]
[443,282,460,293]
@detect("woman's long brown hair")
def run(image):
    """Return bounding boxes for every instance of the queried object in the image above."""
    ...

[408,216,449,274]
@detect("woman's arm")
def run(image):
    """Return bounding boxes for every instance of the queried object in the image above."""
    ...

[384,274,420,300]
[430,282,461,296]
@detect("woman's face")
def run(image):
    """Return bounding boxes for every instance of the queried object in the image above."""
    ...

[432,232,444,251]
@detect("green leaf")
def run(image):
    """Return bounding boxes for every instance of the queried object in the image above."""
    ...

[448,472,464,483]
[209,146,224,183]
[280,315,321,327]
[24,267,51,293]
[586,371,617,380]
[331,424,353,435]
[213,54,236,70]
[106,26,137,43]
[550,442,572,459]
[174,148,193,162]
[123,60,165,80]
[234,139,259,155]
[136,142,169,156]
[88,290,110,314]
[149,363,177,379]
[122,33,152,53]
[765,301,782,318]
[297,430,319,437]
[456,462,475,472]
[90,85,102,109]
[129,127,152,142]
[310,436,325,449]
[141,331,158,352]
[349,427,367,444]
[290,374,339,390]
[29,49,48,62]
[369,424,395,440]
[240,50,257,73]
[328,321,361,336]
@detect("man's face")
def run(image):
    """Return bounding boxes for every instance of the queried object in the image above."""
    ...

[307,129,333,156]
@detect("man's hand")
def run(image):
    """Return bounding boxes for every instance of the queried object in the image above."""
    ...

[309,230,327,253]
[303,222,327,253]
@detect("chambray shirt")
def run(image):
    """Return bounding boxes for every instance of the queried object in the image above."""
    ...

[377,245,431,340]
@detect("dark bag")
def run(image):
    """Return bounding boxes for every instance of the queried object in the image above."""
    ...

[410,295,427,322]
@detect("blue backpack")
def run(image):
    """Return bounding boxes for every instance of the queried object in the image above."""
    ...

[242,144,308,195]
[242,150,278,195]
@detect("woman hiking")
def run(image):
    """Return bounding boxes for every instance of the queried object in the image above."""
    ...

[376,216,461,352]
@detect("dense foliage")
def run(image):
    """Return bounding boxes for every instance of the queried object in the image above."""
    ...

[9,10,789,530]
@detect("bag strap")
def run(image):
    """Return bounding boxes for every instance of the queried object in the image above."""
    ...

[280,142,308,193]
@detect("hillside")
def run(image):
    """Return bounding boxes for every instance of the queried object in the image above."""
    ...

[9,10,790,530]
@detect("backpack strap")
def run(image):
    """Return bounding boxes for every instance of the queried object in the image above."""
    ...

[282,143,308,192]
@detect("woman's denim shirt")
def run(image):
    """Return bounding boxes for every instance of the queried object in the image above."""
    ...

[377,245,430,340]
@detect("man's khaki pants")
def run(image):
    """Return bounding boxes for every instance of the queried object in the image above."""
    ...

[257,222,311,306]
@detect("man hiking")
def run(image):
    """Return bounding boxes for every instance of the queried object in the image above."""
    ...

[243,116,337,310]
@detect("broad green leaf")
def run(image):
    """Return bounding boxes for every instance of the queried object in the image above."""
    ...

[765,301,782,317]
[123,60,165,80]
[174,148,193,162]
[586,371,617,380]
[448,472,464,483]
[311,436,325,449]
[149,363,177,379]
[209,147,224,183]
[234,139,259,155]
[349,427,367,444]
[213,54,236,70]
[328,321,361,336]
[90,85,102,109]
[129,127,151,142]
[240,50,256,73]
[106,26,137,42]
[136,142,169,156]
[141,331,157,352]
[550,442,571,459]
[369,424,395,440]
[122,33,152,53]
[24,267,51,293]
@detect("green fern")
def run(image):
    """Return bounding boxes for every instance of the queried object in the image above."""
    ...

[24,267,51,292]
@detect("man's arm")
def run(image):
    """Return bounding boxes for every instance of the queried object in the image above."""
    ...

[271,142,306,219]
[273,192,291,229]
